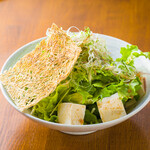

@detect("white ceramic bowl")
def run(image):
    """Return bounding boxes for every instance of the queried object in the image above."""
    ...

[0,34,150,135]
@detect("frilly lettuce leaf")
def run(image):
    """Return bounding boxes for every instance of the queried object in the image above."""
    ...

[31,82,69,121]
[117,45,150,66]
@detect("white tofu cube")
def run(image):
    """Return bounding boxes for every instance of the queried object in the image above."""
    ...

[58,103,86,125]
[97,93,126,122]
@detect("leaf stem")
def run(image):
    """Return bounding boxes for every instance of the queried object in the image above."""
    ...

[50,88,70,116]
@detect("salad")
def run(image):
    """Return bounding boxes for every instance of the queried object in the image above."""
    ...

[30,27,149,125]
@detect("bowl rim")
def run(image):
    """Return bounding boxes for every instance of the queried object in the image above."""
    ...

[0,34,150,130]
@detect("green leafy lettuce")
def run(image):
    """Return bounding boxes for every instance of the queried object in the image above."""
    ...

[31,82,69,121]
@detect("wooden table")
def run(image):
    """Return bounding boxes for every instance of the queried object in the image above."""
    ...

[0,0,150,149]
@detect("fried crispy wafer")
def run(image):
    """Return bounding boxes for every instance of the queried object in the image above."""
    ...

[0,23,81,111]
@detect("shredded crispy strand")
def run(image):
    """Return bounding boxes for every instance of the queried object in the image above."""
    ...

[0,23,82,111]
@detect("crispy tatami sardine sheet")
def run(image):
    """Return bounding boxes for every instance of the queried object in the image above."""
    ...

[0,24,81,111]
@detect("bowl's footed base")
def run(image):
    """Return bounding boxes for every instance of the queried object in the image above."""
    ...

[60,131,96,135]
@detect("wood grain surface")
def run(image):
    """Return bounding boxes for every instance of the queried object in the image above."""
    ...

[0,0,150,149]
